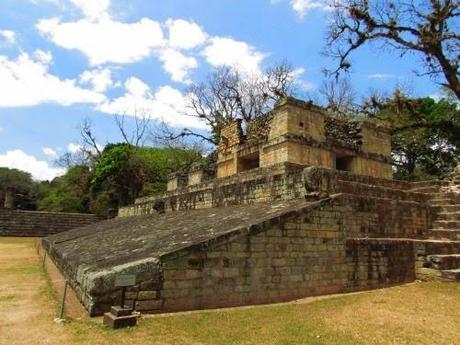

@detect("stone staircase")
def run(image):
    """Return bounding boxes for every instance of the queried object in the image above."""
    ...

[412,169,460,281]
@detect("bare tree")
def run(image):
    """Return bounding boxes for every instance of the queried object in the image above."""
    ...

[319,78,357,117]
[325,0,460,99]
[184,62,298,144]
[150,121,208,152]
[80,118,102,158]
[114,110,151,147]
[53,120,101,168]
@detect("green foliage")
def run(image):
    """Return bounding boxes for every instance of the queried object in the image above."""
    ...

[0,167,33,194]
[38,166,92,213]
[0,167,37,209]
[91,143,202,207]
[0,143,201,214]
[379,97,460,180]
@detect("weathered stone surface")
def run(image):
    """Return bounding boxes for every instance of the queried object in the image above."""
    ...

[103,312,137,329]
[43,199,321,315]
[135,299,163,311]
[0,209,104,237]
[42,157,460,317]
[215,96,392,180]
[110,306,133,316]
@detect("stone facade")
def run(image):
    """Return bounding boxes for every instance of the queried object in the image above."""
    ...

[158,199,417,313]
[0,209,104,237]
[215,97,392,180]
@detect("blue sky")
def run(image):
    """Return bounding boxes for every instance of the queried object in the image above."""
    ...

[0,0,441,180]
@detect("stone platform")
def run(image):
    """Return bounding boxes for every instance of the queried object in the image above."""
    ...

[42,165,460,316]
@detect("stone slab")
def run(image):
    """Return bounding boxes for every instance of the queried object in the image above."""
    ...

[110,306,133,317]
[103,312,137,329]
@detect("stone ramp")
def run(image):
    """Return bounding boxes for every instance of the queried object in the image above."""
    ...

[44,199,317,273]
[43,199,327,314]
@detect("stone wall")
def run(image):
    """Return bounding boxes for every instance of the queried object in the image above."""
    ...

[216,97,393,179]
[0,209,105,237]
[119,163,306,217]
[345,239,415,291]
[119,165,429,220]
[112,195,425,315]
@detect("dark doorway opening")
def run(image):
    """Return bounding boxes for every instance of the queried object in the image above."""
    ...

[336,156,354,172]
[238,152,260,172]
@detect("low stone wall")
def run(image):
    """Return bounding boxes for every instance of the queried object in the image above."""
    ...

[119,163,306,217]
[119,165,430,217]
[0,209,105,237]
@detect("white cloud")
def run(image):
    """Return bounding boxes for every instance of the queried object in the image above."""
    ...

[368,73,395,79]
[98,77,206,129]
[203,37,266,74]
[67,142,82,153]
[79,67,113,92]
[42,147,57,158]
[290,0,332,18]
[166,19,208,50]
[0,51,105,107]
[159,49,197,84]
[0,149,64,181]
[70,0,111,20]
[33,49,53,65]
[37,17,165,65]
[290,67,316,91]
[0,30,16,44]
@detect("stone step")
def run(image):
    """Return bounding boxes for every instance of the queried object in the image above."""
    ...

[435,212,460,221]
[441,269,460,281]
[429,198,456,206]
[416,267,443,281]
[428,229,460,241]
[433,205,460,213]
[335,180,428,203]
[427,254,460,270]
[417,239,460,255]
[410,180,449,189]
[410,186,442,193]
[431,191,460,199]
[432,220,460,229]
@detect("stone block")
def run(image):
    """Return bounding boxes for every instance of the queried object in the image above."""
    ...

[135,299,163,311]
[138,291,157,300]
[103,312,137,329]
[110,306,133,317]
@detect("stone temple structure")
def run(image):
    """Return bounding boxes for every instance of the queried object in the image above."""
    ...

[43,97,460,316]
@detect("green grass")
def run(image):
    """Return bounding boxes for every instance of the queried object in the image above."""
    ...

[2,238,459,345]
[56,283,460,345]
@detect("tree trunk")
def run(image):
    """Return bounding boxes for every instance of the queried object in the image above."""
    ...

[4,190,15,209]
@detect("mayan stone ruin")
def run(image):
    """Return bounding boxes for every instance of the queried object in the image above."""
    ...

[43,97,460,316]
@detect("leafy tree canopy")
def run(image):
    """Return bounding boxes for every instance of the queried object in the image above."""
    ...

[90,143,203,208]
[374,96,460,180]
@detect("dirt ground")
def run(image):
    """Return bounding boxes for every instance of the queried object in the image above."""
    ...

[0,237,70,345]
[0,237,459,345]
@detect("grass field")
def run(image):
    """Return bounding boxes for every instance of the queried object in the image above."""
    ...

[0,237,459,345]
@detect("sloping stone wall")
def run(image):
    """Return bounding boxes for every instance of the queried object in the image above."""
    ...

[157,198,417,313]
[0,209,105,237]
[91,194,426,315]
